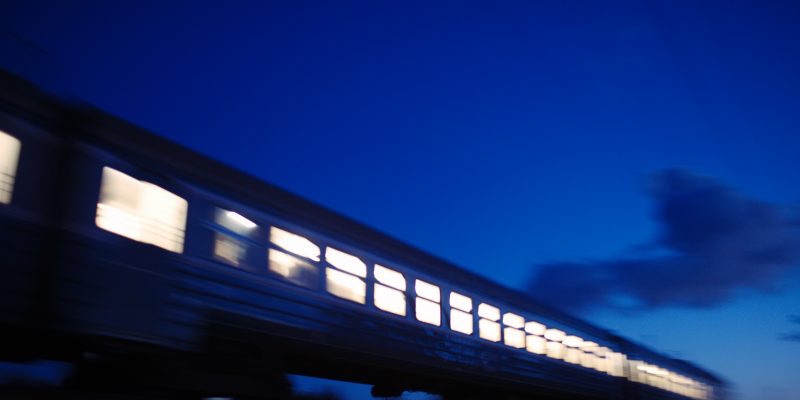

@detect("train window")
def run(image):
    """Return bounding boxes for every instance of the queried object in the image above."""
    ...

[565,347,582,364]
[326,247,367,277]
[563,335,583,348]
[0,130,21,205]
[478,303,501,342]
[546,340,565,359]
[449,292,473,335]
[544,328,565,342]
[502,313,525,348]
[324,248,366,303]
[375,264,406,290]
[268,249,318,288]
[326,267,366,304]
[525,320,546,336]
[374,265,406,316]
[214,209,257,267]
[526,335,547,355]
[415,280,440,326]
[607,351,626,377]
[96,167,188,253]
[270,227,320,261]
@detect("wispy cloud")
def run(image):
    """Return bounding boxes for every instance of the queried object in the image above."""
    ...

[528,169,800,312]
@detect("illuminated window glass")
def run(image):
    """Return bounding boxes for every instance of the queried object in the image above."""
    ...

[415,280,440,326]
[449,291,473,335]
[526,335,547,355]
[213,209,257,267]
[326,247,367,277]
[580,351,596,369]
[546,340,565,359]
[525,320,546,336]
[564,348,581,364]
[478,303,501,342]
[324,247,366,304]
[0,130,21,205]
[96,167,188,253]
[270,227,320,261]
[326,267,365,304]
[563,335,583,348]
[374,265,406,316]
[544,328,565,342]
[502,312,525,348]
[268,248,319,288]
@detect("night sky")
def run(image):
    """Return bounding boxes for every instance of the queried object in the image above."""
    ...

[2,1,800,399]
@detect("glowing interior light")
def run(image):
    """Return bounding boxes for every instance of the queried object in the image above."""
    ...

[593,346,609,356]
[504,327,525,348]
[326,267,365,304]
[96,167,187,253]
[449,291,472,312]
[450,309,473,334]
[563,335,584,348]
[479,319,501,342]
[580,341,598,350]
[502,312,525,329]
[224,210,256,229]
[325,247,367,277]
[415,280,440,302]
[268,249,318,288]
[374,283,406,316]
[546,341,565,359]
[0,130,21,205]
[526,335,547,354]
[270,227,320,261]
[525,321,546,335]
[478,303,500,321]
[565,348,582,364]
[415,297,441,326]
[580,351,596,369]
[544,328,565,342]
[374,264,406,291]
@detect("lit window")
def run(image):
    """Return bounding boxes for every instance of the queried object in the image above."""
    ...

[213,209,257,267]
[564,348,581,364]
[415,280,440,302]
[546,341,565,359]
[449,291,473,335]
[96,167,188,253]
[502,312,525,348]
[580,341,598,351]
[326,247,367,277]
[325,248,366,304]
[479,319,501,342]
[0,130,21,205]
[563,335,583,348]
[270,227,320,261]
[504,326,525,348]
[374,265,406,316]
[326,267,365,304]
[526,335,547,354]
[580,351,596,369]
[268,249,319,288]
[449,292,472,312]
[478,303,501,342]
[525,321,546,336]
[375,264,406,290]
[415,280,440,326]
[606,352,626,377]
[544,328,565,342]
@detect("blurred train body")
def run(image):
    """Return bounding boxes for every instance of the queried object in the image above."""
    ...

[0,71,726,399]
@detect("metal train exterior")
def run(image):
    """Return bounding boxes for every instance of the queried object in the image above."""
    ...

[0,71,725,399]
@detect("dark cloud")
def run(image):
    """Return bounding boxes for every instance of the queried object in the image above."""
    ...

[528,170,800,312]
[778,315,800,343]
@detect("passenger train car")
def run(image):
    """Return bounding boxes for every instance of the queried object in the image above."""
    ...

[0,70,726,399]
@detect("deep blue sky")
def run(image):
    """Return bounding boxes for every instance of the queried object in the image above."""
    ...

[2,1,800,399]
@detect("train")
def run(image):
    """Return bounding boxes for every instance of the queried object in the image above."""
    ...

[0,69,725,399]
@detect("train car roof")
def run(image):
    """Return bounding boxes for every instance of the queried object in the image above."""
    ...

[0,69,722,383]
